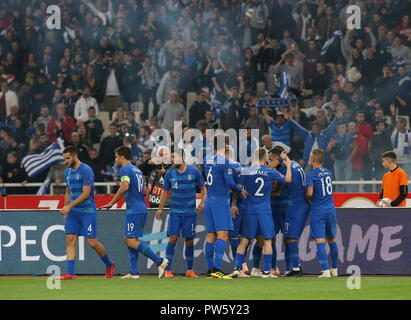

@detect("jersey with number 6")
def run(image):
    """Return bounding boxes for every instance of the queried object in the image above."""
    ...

[306,167,335,209]
[120,163,147,215]
[239,164,286,213]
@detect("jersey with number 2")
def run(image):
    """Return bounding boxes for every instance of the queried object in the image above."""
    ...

[306,167,334,209]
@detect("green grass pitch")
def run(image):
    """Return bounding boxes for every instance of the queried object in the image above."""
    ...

[1,276,411,300]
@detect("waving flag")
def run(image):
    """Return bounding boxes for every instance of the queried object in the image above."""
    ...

[210,87,223,120]
[321,30,343,56]
[278,71,291,98]
[23,137,65,178]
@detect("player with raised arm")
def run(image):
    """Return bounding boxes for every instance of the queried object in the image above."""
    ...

[232,148,292,278]
[101,146,169,279]
[59,146,114,280]
[306,149,339,278]
[155,148,207,278]
[377,151,408,208]
[203,134,248,279]
[269,146,310,277]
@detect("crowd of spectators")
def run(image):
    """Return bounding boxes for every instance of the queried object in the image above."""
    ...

[0,0,410,195]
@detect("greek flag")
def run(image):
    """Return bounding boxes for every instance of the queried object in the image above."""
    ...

[36,177,51,195]
[22,137,65,178]
[321,30,343,56]
[210,88,223,120]
[278,71,291,98]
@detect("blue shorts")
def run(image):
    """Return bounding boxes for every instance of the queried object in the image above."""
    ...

[65,211,97,238]
[204,198,233,233]
[167,214,197,238]
[124,213,147,238]
[240,214,274,240]
[271,203,287,235]
[310,207,337,239]
[284,201,309,239]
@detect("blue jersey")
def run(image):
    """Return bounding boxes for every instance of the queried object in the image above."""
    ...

[278,161,307,204]
[239,164,286,214]
[120,163,147,215]
[65,163,96,214]
[231,161,246,214]
[163,165,205,216]
[306,167,335,209]
[204,153,242,199]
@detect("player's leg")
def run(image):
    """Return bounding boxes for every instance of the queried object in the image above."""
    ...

[210,201,232,278]
[122,236,139,279]
[59,212,80,279]
[204,202,216,276]
[123,214,141,278]
[231,237,250,277]
[165,214,181,277]
[251,235,264,277]
[84,214,115,278]
[184,238,198,277]
[326,208,338,277]
[229,212,242,260]
[125,213,168,278]
[259,213,277,278]
[271,205,284,275]
[311,211,331,277]
[182,215,198,277]
[61,234,77,279]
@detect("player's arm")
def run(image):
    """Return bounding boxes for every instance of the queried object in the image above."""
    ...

[64,187,70,206]
[155,172,171,220]
[283,153,292,184]
[100,177,130,210]
[389,185,408,207]
[305,186,313,204]
[231,187,241,219]
[224,165,247,197]
[197,185,207,214]
[155,188,169,220]
[60,185,92,215]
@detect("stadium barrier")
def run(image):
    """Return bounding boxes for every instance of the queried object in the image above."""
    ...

[2,180,411,195]
[0,208,410,275]
[1,193,411,210]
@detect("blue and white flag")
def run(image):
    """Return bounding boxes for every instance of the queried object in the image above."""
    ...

[36,177,51,195]
[321,30,343,56]
[23,137,65,178]
[278,71,291,98]
[210,87,223,120]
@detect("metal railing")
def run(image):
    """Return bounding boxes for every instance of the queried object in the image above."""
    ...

[0,182,120,195]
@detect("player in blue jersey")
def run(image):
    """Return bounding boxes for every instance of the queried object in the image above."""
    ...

[101,146,169,279]
[306,149,339,278]
[231,148,292,278]
[203,134,247,279]
[269,146,310,277]
[226,147,249,277]
[155,148,207,278]
[59,146,114,280]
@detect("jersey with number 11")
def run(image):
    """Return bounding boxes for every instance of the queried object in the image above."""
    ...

[120,163,147,215]
[306,167,335,209]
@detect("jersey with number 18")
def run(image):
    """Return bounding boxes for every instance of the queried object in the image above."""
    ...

[306,167,335,209]
[120,163,147,215]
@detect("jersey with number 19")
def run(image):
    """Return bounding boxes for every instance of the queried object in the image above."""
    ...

[120,163,147,238]
[203,153,242,233]
[306,167,337,239]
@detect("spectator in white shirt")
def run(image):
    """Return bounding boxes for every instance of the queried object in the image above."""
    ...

[74,86,99,121]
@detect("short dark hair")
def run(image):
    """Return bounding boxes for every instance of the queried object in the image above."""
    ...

[382,151,396,161]
[269,146,285,157]
[115,146,132,160]
[63,146,78,155]
[213,134,229,151]
[171,147,185,159]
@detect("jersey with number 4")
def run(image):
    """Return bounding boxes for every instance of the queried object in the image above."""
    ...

[306,167,335,209]
[120,163,147,215]
[239,165,286,214]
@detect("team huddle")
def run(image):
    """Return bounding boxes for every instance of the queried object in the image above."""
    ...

[57,135,339,280]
